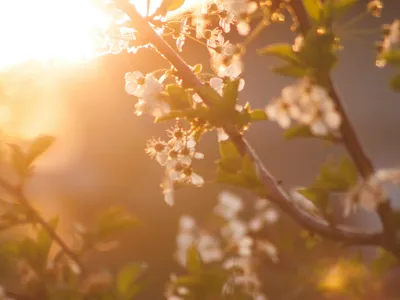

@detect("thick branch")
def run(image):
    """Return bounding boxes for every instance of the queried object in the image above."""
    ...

[289,0,398,250]
[0,176,84,272]
[115,1,395,255]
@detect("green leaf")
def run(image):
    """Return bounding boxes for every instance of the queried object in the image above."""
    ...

[272,64,308,78]
[186,245,202,274]
[382,50,400,67]
[297,187,330,210]
[314,159,352,191]
[249,109,267,121]
[283,124,313,139]
[96,207,139,241]
[165,0,185,11]
[339,157,358,187]
[26,135,55,165]
[241,155,259,183]
[331,0,358,17]
[390,73,400,92]
[257,43,301,65]
[166,84,190,110]
[299,30,337,71]
[373,249,398,275]
[159,0,185,14]
[117,263,142,298]
[36,216,59,266]
[222,79,240,109]
[217,169,246,186]
[192,64,203,74]
[219,140,240,160]
[196,85,223,106]
[9,144,28,177]
[302,0,322,21]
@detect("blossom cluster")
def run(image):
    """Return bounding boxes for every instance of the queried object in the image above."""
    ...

[171,191,279,300]
[344,168,400,216]
[376,19,400,67]
[173,0,262,79]
[145,125,204,206]
[266,79,342,136]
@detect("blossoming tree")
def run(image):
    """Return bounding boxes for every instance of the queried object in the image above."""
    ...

[0,0,399,299]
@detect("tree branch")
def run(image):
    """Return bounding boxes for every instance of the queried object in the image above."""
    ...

[115,0,398,257]
[0,176,85,272]
[288,0,399,253]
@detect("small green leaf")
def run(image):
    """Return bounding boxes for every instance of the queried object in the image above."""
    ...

[36,216,59,260]
[297,187,330,210]
[26,135,55,165]
[283,124,313,139]
[249,109,267,121]
[217,169,246,186]
[196,85,222,106]
[299,30,337,71]
[382,50,400,67]
[331,0,358,17]
[166,84,190,110]
[302,0,322,21]
[96,207,139,241]
[272,64,309,78]
[314,159,352,191]
[9,144,28,177]
[219,140,240,160]
[373,249,398,275]
[186,245,202,274]
[222,79,240,109]
[192,64,203,74]
[257,43,301,65]
[117,263,142,298]
[241,154,259,183]
[339,157,358,187]
[159,0,185,14]
[390,73,400,92]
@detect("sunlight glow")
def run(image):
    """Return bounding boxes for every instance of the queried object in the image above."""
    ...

[0,0,201,69]
[0,0,201,156]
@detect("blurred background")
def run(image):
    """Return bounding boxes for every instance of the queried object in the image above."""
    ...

[0,0,399,298]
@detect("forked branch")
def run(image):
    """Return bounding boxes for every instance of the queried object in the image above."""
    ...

[115,0,400,258]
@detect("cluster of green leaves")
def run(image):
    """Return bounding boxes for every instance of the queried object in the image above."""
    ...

[9,135,55,181]
[258,0,359,78]
[0,205,140,300]
[155,70,266,135]
[297,156,358,214]
[217,140,265,195]
[167,246,234,300]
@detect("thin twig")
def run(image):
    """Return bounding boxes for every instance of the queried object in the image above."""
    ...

[288,0,399,255]
[114,0,398,258]
[0,176,85,272]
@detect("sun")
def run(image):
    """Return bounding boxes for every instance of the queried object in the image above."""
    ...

[0,0,202,70]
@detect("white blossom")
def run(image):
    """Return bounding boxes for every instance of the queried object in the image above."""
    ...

[266,79,341,136]
[343,168,400,216]
[197,233,223,263]
[214,190,243,220]
[257,240,278,262]
[125,71,169,117]
[221,219,248,241]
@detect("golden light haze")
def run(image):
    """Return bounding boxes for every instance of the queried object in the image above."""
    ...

[0,0,202,69]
